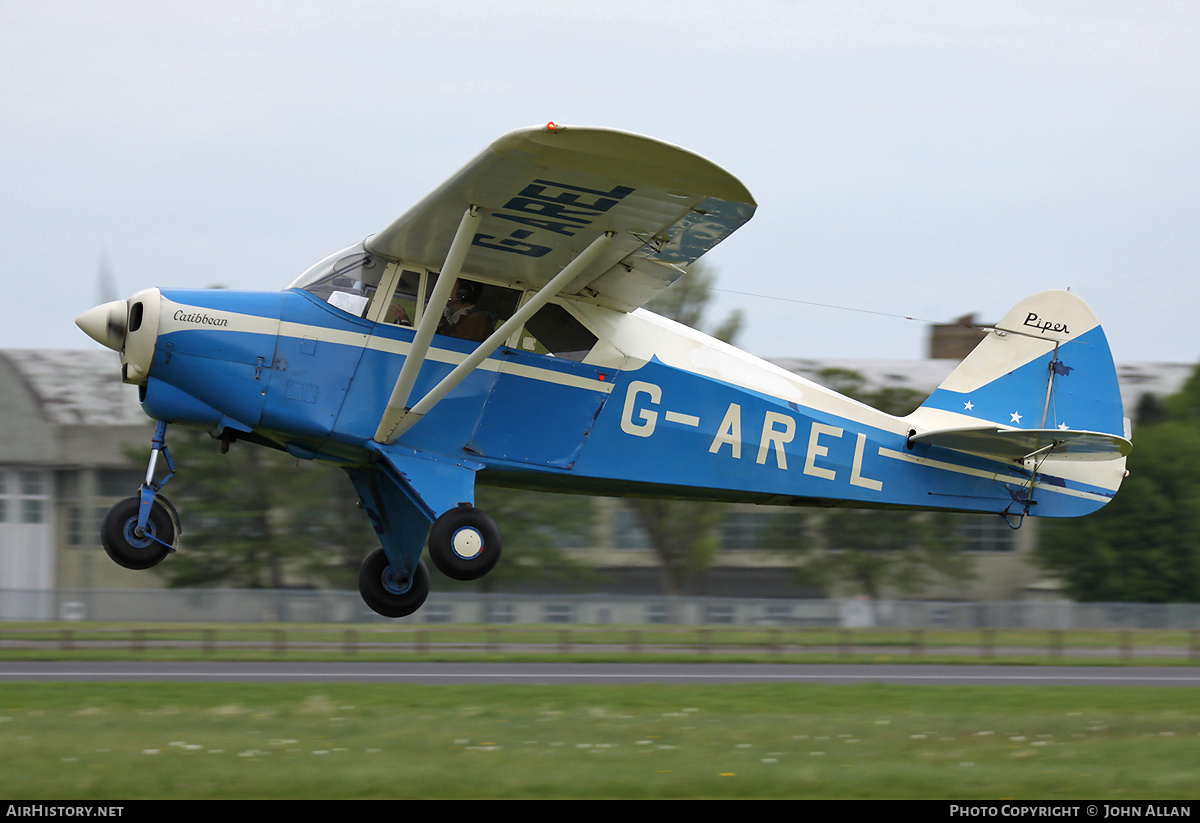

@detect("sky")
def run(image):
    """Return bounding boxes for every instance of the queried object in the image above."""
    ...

[3,1,1198,365]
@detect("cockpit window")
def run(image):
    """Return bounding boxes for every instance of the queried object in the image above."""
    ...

[425,275,521,344]
[516,302,598,361]
[292,249,595,362]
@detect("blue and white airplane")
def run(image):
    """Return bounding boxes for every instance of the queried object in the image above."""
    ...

[76,123,1132,617]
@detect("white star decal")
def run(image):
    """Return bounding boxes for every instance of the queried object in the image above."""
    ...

[1058,422,1070,430]
[1010,411,1022,424]
[964,401,974,411]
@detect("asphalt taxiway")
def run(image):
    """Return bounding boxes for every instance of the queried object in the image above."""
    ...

[2,662,1198,686]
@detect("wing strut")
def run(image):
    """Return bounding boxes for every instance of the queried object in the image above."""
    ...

[374,229,616,445]
[374,206,481,443]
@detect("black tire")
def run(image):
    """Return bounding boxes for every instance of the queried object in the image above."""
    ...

[100,496,175,570]
[427,506,502,581]
[358,549,430,618]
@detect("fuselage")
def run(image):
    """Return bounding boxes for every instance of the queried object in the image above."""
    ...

[87,279,1119,520]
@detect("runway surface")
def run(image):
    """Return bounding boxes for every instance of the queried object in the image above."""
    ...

[2,662,1199,686]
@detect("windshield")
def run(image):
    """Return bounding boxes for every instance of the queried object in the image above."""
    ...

[288,242,385,316]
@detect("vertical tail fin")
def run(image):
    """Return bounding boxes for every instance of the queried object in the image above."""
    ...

[910,290,1127,439]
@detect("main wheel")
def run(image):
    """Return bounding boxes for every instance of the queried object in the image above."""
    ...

[358,549,430,618]
[427,506,502,581]
[100,496,175,570]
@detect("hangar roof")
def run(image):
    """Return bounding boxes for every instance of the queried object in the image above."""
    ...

[0,350,147,427]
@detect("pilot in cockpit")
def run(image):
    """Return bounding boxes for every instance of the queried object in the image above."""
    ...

[438,280,493,342]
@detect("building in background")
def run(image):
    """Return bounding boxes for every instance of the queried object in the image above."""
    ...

[0,350,156,617]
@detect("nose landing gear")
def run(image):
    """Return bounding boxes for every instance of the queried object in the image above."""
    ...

[100,420,182,570]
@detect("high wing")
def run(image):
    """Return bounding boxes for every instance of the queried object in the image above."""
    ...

[364,123,757,312]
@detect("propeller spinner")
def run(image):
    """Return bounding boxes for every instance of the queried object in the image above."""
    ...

[75,299,128,352]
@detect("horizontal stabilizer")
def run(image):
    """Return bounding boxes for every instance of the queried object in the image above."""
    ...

[910,426,1132,463]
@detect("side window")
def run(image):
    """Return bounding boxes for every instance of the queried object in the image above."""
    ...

[381,269,423,326]
[517,303,598,362]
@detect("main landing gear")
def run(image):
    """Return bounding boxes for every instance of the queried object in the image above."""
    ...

[354,505,501,619]
[346,466,504,619]
[100,420,182,570]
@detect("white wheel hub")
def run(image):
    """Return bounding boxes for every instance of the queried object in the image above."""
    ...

[451,527,484,559]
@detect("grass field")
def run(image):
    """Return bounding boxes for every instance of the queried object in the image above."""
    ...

[2,681,1200,799]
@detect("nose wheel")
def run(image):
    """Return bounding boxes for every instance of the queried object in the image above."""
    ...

[100,420,182,571]
[100,496,178,570]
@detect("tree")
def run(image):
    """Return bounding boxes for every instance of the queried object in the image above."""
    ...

[795,509,972,601]
[641,263,743,345]
[1036,362,1200,602]
[629,498,727,599]
[624,263,742,599]
[812,367,926,417]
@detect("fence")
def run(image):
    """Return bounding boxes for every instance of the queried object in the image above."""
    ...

[6,588,1200,630]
